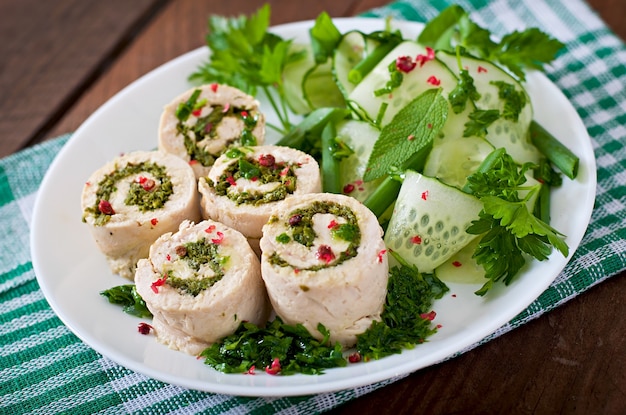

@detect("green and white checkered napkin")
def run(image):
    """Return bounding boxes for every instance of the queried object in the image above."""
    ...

[2,0,626,413]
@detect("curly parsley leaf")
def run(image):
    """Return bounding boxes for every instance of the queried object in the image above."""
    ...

[464,109,500,138]
[100,284,152,318]
[449,67,480,114]
[493,28,565,80]
[465,150,569,295]
[490,80,527,121]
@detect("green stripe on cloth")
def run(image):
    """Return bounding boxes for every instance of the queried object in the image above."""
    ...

[2,0,626,413]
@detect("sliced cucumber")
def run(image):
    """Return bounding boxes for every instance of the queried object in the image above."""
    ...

[332,31,379,98]
[437,51,541,165]
[303,60,346,110]
[282,43,346,114]
[348,41,459,127]
[423,134,495,189]
[384,170,483,273]
[283,43,315,115]
[435,238,488,284]
[336,119,383,202]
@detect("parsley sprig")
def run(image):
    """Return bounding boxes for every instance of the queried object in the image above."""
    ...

[465,150,569,295]
[417,5,565,80]
[189,4,302,134]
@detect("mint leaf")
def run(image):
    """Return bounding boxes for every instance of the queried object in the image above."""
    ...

[364,88,448,182]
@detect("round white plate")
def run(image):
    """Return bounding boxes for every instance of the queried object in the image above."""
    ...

[31,18,596,397]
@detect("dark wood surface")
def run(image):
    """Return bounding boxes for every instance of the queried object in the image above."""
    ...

[2,1,625,413]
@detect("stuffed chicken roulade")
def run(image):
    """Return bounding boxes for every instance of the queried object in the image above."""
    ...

[259,193,389,348]
[135,219,270,355]
[81,150,200,279]
[158,83,266,178]
[198,145,321,254]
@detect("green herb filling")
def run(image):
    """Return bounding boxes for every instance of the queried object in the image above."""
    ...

[165,238,229,297]
[84,161,174,226]
[175,89,260,167]
[210,156,298,206]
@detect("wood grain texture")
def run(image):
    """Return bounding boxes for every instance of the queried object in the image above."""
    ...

[1,0,625,413]
[0,0,162,157]
[43,0,386,140]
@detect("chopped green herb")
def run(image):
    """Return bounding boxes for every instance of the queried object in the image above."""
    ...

[463,108,500,138]
[83,161,174,226]
[356,260,448,360]
[490,80,527,121]
[100,285,152,318]
[200,318,346,375]
[165,238,227,297]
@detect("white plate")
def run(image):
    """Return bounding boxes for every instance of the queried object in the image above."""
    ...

[31,18,596,397]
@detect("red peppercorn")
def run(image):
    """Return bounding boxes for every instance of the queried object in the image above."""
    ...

[348,352,361,363]
[395,55,416,73]
[343,183,355,194]
[258,154,275,167]
[316,245,335,264]
[265,358,281,375]
[98,200,115,215]
[288,214,302,226]
[137,322,153,335]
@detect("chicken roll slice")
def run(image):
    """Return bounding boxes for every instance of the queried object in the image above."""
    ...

[81,150,200,279]
[135,220,270,356]
[158,83,265,178]
[198,145,321,253]
[259,193,389,348]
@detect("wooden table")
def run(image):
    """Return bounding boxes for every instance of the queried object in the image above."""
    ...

[2,1,624,413]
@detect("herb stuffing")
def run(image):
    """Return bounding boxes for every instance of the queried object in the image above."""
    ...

[83,161,173,226]
[209,152,299,206]
[175,89,260,167]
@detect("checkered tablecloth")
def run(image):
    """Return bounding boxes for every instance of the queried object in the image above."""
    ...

[2,0,626,413]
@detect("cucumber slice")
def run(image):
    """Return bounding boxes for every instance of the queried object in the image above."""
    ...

[435,238,488,284]
[283,43,315,115]
[303,60,346,110]
[336,119,383,202]
[384,171,483,273]
[348,41,459,127]
[282,43,346,114]
[333,31,379,98]
[437,51,541,165]
[423,135,495,189]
